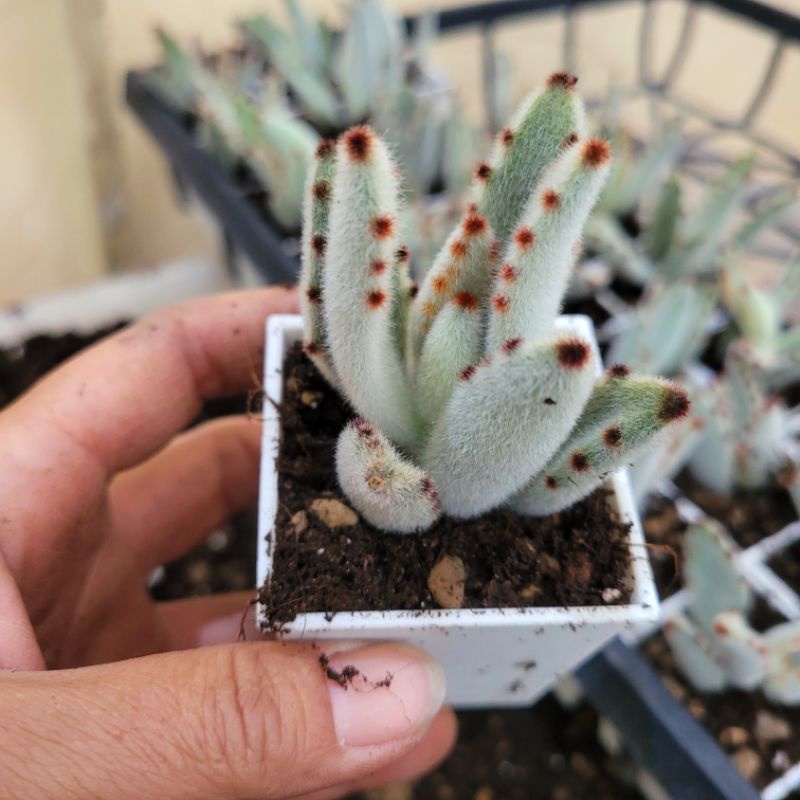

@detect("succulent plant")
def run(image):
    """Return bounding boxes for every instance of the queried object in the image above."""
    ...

[687,340,799,501]
[299,74,690,533]
[665,520,800,704]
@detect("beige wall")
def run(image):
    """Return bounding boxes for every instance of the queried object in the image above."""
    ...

[1,0,799,305]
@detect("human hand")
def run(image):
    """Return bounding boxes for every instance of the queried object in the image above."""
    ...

[0,287,454,799]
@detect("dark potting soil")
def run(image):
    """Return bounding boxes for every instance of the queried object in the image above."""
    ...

[675,471,797,548]
[260,343,633,627]
[642,632,800,789]
[1,326,646,800]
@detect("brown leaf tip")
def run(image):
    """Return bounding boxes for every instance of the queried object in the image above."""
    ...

[453,291,478,311]
[602,426,623,448]
[311,233,327,256]
[343,125,374,162]
[500,263,517,283]
[556,338,590,369]
[500,127,514,146]
[541,188,560,211]
[581,138,612,169]
[395,245,410,264]
[409,282,419,298]
[459,363,477,382]
[547,71,578,90]
[607,363,630,379]
[502,337,523,354]
[315,139,336,159]
[303,340,320,356]
[369,259,387,276]
[514,226,536,250]
[570,451,590,472]
[305,285,322,304]
[352,417,376,439]
[450,239,468,259]
[370,215,395,240]
[366,289,387,310]
[563,132,579,149]
[463,212,487,237]
[475,162,492,180]
[659,386,691,424]
[492,293,510,313]
[544,475,559,491]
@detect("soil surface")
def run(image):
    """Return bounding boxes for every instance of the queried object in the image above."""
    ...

[1,326,646,800]
[675,471,797,547]
[260,343,633,627]
[643,632,800,789]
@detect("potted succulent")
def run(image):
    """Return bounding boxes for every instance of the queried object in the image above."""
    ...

[255,74,691,708]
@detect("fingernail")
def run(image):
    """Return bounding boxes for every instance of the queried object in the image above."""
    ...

[326,643,446,748]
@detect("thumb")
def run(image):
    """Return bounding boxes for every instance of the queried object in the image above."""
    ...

[0,641,446,800]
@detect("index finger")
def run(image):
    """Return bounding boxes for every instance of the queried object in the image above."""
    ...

[1,286,297,476]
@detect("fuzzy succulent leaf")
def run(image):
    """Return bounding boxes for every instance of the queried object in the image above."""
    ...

[731,188,795,251]
[664,614,728,693]
[486,137,612,352]
[337,419,441,533]
[323,127,418,448]
[509,373,691,516]
[416,295,482,425]
[408,207,495,366]
[300,141,338,384]
[474,73,586,243]
[422,335,597,518]
[684,520,750,630]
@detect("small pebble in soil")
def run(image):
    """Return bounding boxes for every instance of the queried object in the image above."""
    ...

[719,726,750,748]
[309,497,359,528]
[428,555,467,609]
[601,587,622,603]
[755,710,791,745]
[291,510,309,535]
[732,747,762,781]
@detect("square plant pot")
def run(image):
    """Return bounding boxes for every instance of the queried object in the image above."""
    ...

[256,313,660,708]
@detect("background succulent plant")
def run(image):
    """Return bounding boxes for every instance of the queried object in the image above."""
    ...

[665,520,800,704]
[299,74,690,533]
[149,29,320,232]
[240,0,481,199]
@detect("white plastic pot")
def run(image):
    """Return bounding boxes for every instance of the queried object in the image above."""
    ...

[257,313,660,708]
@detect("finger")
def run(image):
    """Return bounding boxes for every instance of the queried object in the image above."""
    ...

[157,591,257,651]
[0,642,447,800]
[299,709,457,800]
[111,416,261,571]
[0,286,295,572]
